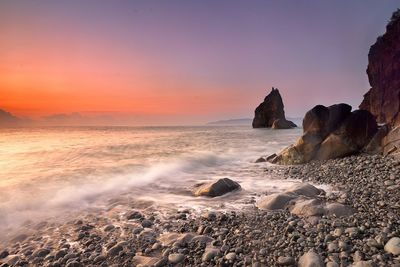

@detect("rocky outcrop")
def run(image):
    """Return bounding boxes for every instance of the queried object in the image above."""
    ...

[252,87,297,129]
[192,178,241,197]
[272,118,297,129]
[270,104,378,164]
[360,9,400,158]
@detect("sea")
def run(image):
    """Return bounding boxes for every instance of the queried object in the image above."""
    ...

[0,126,303,236]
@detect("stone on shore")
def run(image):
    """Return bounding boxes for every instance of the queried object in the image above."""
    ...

[202,247,220,262]
[298,251,324,267]
[168,253,185,264]
[193,178,241,197]
[285,183,324,197]
[288,198,325,217]
[302,105,330,135]
[384,237,400,255]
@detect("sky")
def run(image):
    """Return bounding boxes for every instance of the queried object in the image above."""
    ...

[0,0,399,125]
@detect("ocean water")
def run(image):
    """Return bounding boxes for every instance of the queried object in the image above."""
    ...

[0,126,302,234]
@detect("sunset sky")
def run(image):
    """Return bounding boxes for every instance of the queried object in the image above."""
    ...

[1,1,399,125]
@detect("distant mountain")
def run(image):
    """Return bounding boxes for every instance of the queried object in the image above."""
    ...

[0,109,22,126]
[207,118,252,126]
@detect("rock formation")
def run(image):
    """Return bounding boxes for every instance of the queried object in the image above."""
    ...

[252,87,297,129]
[360,9,400,158]
[270,104,378,164]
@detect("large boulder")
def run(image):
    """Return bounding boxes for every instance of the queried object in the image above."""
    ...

[360,10,400,158]
[193,178,241,197]
[315,134,356,160]
[326,103,352,133]
[302,105,330,135]
[253,87,294,128]
[272,118,297,129]
[316,110,378,160]
[337,110,378,148]
[273,132,324,165]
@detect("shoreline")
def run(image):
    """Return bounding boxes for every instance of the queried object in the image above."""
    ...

[0,154,399,266]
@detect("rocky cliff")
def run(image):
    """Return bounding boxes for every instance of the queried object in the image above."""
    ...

[252,87,296,129]
[360,9,400,157]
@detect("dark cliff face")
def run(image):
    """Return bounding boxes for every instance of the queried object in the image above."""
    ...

[359,9,400,156]
[360,9,400,126]
[252,88,285,128]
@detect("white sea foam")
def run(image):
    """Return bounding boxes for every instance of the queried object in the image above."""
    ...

[0,126,302,235]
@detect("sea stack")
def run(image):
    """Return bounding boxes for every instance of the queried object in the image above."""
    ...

[359,9,400,158]
[252,87,297,129]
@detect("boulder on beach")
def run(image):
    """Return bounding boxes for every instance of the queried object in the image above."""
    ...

[256,192,297,210]
[324,203,354,217]
[326,103,352,133]
[288,198,325,217]
[303,105,330,135]
[285,183,324,198]
[316,110,378,160]
[252,87,296,129]
[257,183,322,211]
[193,178,241,197]
[271,103,378,164]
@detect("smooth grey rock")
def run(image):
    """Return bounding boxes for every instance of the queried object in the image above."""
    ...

[193,178,241,197]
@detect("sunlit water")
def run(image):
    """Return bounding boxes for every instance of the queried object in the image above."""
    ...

[0,126,302,234]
